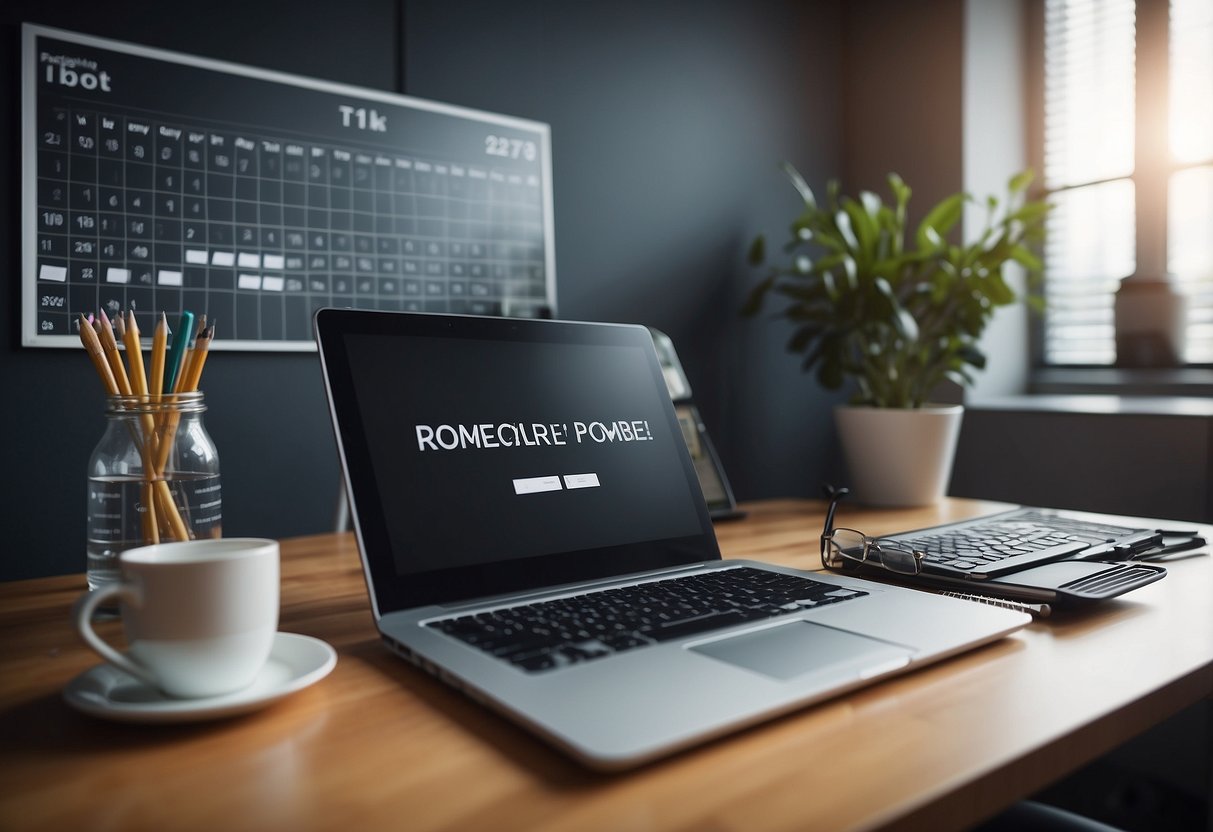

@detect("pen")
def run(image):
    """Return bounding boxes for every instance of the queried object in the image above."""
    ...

[939,590,1051,618]
[163,310,195,395]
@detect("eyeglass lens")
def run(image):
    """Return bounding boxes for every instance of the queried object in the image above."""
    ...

[827,529,921,575]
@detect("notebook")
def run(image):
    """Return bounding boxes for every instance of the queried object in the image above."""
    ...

[314,308,1030,770]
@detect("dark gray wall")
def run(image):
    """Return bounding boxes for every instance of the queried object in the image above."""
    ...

[1,0,844,580]
[401,0,849,514]
[839,0,964,215]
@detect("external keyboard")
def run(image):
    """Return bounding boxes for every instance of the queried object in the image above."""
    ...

[428,567,867,673]
[891,509,1153,578]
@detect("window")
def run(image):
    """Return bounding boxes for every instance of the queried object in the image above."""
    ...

[1040,0,1213,366]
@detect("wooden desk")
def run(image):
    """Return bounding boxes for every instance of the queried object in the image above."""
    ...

[3,499,1211,831]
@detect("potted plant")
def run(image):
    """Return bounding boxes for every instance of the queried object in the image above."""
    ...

[745,164,1050,505]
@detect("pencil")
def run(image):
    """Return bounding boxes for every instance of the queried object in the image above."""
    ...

[78,314,118,395]
[149,312,168,401]
[180,322,214,393]
[121,309,173,533]
[122,310,149,398]
[97,310,132,396]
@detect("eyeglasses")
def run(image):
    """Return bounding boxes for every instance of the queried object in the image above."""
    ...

[820,484,925,575]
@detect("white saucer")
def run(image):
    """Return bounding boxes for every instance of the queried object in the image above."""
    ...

[63,632,337,723]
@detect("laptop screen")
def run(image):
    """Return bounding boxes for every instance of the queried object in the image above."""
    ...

[316,310,720,612]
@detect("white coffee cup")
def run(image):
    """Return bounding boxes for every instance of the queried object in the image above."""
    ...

[73,538,280,698]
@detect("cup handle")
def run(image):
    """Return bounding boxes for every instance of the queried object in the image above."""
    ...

[72,583,158,689]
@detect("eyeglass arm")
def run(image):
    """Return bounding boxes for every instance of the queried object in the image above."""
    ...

[820,483,850,553]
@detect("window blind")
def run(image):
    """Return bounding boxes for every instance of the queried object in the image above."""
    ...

[1042,0,1213,366]
[1042,0,1136,365]
[1168,0,1213,362]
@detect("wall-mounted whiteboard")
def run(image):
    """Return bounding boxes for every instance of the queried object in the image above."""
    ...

[23,24,555,350]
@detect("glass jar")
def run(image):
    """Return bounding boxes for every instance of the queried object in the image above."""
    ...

[86,392,222,590]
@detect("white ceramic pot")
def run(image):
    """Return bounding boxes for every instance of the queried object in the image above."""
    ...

[834,404,964,507]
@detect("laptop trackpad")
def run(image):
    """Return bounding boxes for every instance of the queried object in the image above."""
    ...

[690,621,912,683]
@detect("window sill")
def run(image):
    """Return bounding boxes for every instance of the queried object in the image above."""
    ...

[1029,367,1213,398]
[967,392,1213,418]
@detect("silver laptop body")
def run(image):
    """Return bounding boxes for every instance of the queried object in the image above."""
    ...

[315,309,1029,770]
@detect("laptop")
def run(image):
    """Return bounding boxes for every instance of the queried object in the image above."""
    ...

[314,308,1030,770]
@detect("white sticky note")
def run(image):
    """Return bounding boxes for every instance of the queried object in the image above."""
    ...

[262,254,285,270]
[39,264,67,282]
[237,274,262,290]
[185,249,209,265]
[158,270,183,287]
[105,268,131,284]
[261,276,284,292]
[238,252,260,268]
[513,476,563,495]
[212,251,235,267]
[563,473,600,490]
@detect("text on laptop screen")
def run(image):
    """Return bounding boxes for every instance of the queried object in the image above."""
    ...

[343,333,705,577]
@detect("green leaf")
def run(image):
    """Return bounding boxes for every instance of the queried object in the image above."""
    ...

[1009,244,1043,272]
[781,162,816,209]
[822,270,839,301]
[826,180,840,210]
[982,273,1016,305]
[860,191,882,218]
[959,343,987,370]
[887,173,910,211]
[843,199,877,257]
[741,274,775,316]
[915,193,966,251]
[747,234,766,266]
[817,351,845,389]
[1006,201,1051,225]
[1008,169,1034,194]
[840,255,858,289]
[895,308,919,342]
[775,282,826,304]
[945,369,974,387]
[834,209,859,251]
[787,325,819,353]
[806,221,847,253]
[873,277,919,341]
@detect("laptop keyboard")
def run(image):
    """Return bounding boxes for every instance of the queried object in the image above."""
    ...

[893,510,1149,575]
[427,567,867,673]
